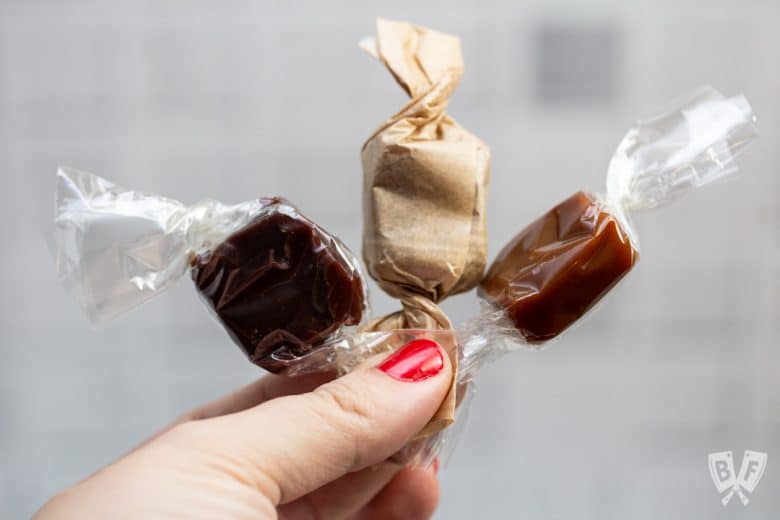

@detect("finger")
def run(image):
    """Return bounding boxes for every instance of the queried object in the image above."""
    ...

[354,465,440,520]
[178,338,452,505]
[277,461,401,519]
[139,371,335,451]
[181,371,335,422]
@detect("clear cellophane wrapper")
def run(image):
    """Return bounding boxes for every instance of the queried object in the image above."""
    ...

[51,168,369,372]
[51,16,487,464]
[50,23,756,473]
[289,85,757,469]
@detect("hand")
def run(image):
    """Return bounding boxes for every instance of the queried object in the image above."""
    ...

[35,338,452,519]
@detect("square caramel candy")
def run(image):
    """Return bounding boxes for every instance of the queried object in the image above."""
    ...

[480,191,636,343]
[191,199,364,371]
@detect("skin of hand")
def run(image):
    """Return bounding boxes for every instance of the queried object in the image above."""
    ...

[35,338,452,519]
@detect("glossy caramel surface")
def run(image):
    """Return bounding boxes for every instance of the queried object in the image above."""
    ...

[191,204,364,371]
[480,191,636,343]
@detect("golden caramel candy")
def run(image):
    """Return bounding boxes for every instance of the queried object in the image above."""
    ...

[480,192,637,343]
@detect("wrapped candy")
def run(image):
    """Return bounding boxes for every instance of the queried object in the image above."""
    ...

[358,18,491,435]
[479,86,757,346]
[314,84,756,468]
[52,17,487,439]
[479,190,637,343]
[51,169,366,372]
[49,16,757,472]
[190,200,365,371]
[414,86,758,466]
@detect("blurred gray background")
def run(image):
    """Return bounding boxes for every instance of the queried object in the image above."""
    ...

[1,0,778,518]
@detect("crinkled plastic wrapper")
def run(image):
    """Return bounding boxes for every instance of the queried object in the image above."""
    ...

[478,86,757,346]
[424,86,756,467]
[307,85,757,468]
[51,169,367,373]
[285,17,490,438]
[49,18,757,473]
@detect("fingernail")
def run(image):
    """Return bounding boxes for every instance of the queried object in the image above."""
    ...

[378,339,444,382]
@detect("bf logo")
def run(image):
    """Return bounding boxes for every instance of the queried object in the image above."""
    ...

[708,450,767,506]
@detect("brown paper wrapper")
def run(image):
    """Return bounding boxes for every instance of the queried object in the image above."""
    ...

[360,18,491,437]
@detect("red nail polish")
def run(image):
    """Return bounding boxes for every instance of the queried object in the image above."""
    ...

[378,339,444,382]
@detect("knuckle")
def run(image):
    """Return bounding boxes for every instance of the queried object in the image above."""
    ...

[315,382,375,427]
[311,382,379,466]
[314,382,376,471]
[165,418,211,445]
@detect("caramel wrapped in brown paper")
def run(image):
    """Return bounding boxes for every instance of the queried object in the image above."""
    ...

[360,18,491,436]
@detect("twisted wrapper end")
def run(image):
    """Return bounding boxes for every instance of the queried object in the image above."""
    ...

[361,295,457,437]
[360,18,490,437]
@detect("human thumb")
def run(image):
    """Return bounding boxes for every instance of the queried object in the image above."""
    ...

[176,338,452,506]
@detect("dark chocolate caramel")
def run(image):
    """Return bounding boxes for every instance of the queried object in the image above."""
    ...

[191,200,364,371]
[480,191,636,343]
